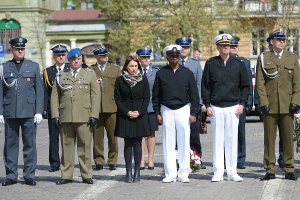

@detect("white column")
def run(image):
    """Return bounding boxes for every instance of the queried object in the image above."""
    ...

[70,38,77,49]
[45,40,52,68]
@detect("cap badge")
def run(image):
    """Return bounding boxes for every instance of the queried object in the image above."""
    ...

[222,35,228,40]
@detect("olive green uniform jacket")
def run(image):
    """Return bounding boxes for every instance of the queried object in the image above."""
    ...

[256,50,300,113]
[51,67,100,122]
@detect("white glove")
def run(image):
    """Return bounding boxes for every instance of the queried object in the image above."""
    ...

[0,115,4,123]
[34,113,43,124]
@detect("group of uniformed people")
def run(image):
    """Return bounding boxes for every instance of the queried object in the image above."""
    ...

[0,29,299,186]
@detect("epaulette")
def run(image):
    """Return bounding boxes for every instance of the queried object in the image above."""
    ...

[110,63,120,68]
[190,57,198,62]
[233,56,243,63]
[151,64,160,69]
[85,68,94,72]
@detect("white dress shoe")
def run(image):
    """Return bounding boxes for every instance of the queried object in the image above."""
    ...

[162,177,177,183]
[211,175,224,182]
[228,174,243,182]
[178,177,190,183]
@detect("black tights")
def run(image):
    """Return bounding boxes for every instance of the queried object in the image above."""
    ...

[124,137,142,169]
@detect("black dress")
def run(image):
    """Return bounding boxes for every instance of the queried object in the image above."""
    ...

[114,76,150,138]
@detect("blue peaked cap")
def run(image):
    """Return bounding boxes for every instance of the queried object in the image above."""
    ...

[67,48,82,59]
[230,36,240,45]
[175,37,192,47]
[269,31,285,39]
[93,47,109,55]
[51,44,68,53]
[136,47,152,56]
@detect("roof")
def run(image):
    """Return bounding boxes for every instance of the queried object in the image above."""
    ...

[48,9,103,22]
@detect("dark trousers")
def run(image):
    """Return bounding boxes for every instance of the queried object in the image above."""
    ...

[237,110,246,167]
[48,117,60,168]
[3,118,37,180]
[124,138,142,169]
[190,117,202,156]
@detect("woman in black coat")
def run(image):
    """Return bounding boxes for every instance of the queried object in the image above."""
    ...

[114,56,150,183]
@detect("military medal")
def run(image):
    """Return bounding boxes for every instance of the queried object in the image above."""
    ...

[97,78,103,84]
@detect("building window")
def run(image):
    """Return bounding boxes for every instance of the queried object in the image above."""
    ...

[252,29,266,56]
[0,19,21,53]
[286,28,299,56]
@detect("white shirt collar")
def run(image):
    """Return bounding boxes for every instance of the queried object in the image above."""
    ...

[56,63,65,71]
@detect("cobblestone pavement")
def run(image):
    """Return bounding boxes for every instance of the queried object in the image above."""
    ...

[0,117,300,200]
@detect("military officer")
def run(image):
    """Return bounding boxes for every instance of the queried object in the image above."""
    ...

[256,31,300,181]
[266,36,284,169]
[175,37,205,168]
[229,36,253,169]
[0,37,44,186]
[90,47,120,171]
[51,48,100,185]
[136,47,160,170]
[202,34,250,182]
[43,44,69,172]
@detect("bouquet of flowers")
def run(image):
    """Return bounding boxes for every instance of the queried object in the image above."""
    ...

[190,150,201,173]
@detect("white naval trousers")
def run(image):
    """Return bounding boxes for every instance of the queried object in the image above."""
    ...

[161,104,190,179]
[211,104,239,177]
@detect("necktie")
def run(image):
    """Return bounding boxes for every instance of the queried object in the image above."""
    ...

[181,60,185,66]
[73,70,77,78]
[143,68,147,76]
[58,67,61,71]
[100,65,104,72]
[276,53,281,59]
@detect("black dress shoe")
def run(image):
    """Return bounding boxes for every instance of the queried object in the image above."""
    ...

[237,165,246,169]
[148,166,154,170]
[2,179,17,186]
[25,179,36,186]
[261,173,276,181]
[109,164,116,170]
[49,167,60,172]
[56,179,73,185]
[140,167,145,170]
[200,163,206,169]
[285,172,298,181]
[93,164,103,171]
[83,178,93,184]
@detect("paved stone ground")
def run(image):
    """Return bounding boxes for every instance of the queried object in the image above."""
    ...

[0,117,300,200]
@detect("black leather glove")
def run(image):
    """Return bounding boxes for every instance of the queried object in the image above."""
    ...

[88,117,97,127]
[289,103,300,114]
[245,106,252,114]
[42,111,48,119]
[53,118,61,128]
[260,105,270,115]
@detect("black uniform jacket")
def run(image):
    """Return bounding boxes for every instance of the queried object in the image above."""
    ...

[201,55,250,108]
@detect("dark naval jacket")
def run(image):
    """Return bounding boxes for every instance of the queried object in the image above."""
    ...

[201,55,250,108]
[0,59,44,118]
[43,63,70,115]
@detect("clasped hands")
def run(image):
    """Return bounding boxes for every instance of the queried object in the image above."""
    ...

[127,111,140,119]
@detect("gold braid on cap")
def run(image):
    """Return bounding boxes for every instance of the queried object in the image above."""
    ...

[43,68,53,87]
